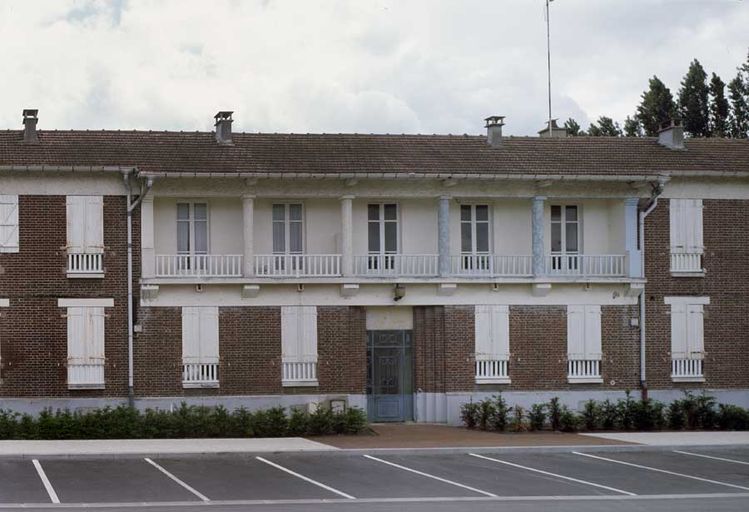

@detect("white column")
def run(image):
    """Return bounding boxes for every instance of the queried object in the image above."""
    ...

[531,196,546,277]
[438,196,451,276]
[340,195,354,277]
[624,197,641,278]
[141,195,155,278]
[242,194,255,277]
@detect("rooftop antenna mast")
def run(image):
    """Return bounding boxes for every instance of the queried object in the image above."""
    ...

[545,0,554,136]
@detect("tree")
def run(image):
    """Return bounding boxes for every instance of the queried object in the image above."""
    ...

[587,116,622,137]
[709,73,730,137]
[637,76,676,136]
[728,74,749,138]
[678,59,710,137]
[623,116,643,137]
[564,118,584,136]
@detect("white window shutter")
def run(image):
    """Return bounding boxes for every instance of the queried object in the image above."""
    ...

[687,304,705,358]
[281,306,300,361]
[0,195,19,252]
[88,307,106,365]
[688,200,703,254]
[84,196,104,253]
[199,306,220,363]
[182,306,202,363]
[567,305,586,359]
[670,200,683,251]
[474,305,492,359]
[670,199,703,254]
[583,305,602,360]
[301,306,318,363]
[67,307,86,364]
[66,196,86,253]
[670,302,688,358]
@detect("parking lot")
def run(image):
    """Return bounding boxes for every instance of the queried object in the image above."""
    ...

[1,446,748,511]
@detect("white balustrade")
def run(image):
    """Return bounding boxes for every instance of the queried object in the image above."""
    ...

[671,358,704,379]
[567,359,601,380]
[254,254,341,277]
[67,361,105,388]
[354,254,439,277]
[547,254,626,277]
[475,359,510,383]
[670,252,703,273]
[451,255,533,276]
[155,254,243,277]
[282,361,318,384]
[182,362,219,385]
[67,252,104,275]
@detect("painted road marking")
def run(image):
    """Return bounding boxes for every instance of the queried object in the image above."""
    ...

[363,454,497,497]
[31,459,60,504]
[255,456,356,500]
[469,453,636,496]
[674,450,749,466]
[144,458,210,502]
[573,451,749,491]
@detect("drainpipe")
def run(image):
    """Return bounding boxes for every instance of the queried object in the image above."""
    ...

[123,171,153,408]
[638,178,666,401]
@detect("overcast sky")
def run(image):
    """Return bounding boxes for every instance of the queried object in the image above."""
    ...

[1,0,747,136]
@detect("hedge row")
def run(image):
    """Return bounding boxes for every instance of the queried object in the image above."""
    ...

[0,403,369,440]
[461,391,749,432]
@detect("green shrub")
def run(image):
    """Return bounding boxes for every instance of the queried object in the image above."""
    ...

[667,401,685,430]
[617,391,636,431]
[477,399,496,431]
[631,399,665,431]
[599,399,619,430]
[548,397,562,431]
[339,407,368,435]
[528,403,546,431]
[694,392,717,429]
[581,400,599,431]
[510,406,527,432]
[559,407,580,432]
[308,406,335,436]
[717,404,749,430]
[460,402,480,429]
[490,394,510,432]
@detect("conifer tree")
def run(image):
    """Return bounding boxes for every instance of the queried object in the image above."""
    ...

[709,73,729,137]
[678,59,710,137]
[636,76,676,136]
[728,74,749,138]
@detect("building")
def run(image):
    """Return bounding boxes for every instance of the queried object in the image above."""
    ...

[0,110,747,424]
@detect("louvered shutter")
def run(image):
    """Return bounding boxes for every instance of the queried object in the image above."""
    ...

[670,302,688,359]
[567,305,586,359]
[84,196,104,253]
[67,196,86,253]
[687,200,703,254]
[583,305,602,360]
[475,305,510,360]
[282,306,317,363]
[281,306,300,362]
[300,306,318,363]
[670,199,703,254]
[199,306,220,363]
[0,195,19,252]
[474,305,492,359]
[67,307,86,365]
[182,306,202,364]
[686,304,705,359]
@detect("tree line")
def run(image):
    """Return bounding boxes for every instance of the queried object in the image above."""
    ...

[564,50,749,138]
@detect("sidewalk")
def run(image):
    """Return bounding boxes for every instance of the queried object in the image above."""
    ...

[582,431,749,446]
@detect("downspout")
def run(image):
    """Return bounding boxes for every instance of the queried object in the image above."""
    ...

[123,171,153,408]
[638,178,666,401]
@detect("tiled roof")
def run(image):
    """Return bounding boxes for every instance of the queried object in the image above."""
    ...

[0,130,747,176]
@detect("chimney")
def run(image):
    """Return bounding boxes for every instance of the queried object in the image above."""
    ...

[657,120,685,150]
[214,111,234,145]
[538,119,568,138]
[485,116,505,147]
[22,109,39,144]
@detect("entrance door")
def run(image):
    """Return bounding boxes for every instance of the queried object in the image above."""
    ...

[367,330,413,422]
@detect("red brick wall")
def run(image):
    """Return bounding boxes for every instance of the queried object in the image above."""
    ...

[0,195,138,397]
[644,199,749,389]
[317,306,367,394]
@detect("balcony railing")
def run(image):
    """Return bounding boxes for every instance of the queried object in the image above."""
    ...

[67,360,105,389]
[451,254,533,277]
[67,252,104,276]
[355,254,439,277]
[567,358,601,382]
[155,254,243,277]
[672,357,704,380]
[670,252,703,273]
[182,362,219,386]
[547,254,626,277]
[475,359,510,383]
[255,254,341,277]
[282,361,318,386]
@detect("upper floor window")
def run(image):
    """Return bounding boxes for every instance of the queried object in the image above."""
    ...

[272,203,304,255]
[669,199,703,273]
[0,195,19,253]
[368,204,398,254]
[461,205,490,254]
[551,205,579,254]
[177,203,208,256]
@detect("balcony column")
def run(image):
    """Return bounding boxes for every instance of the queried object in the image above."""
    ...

[141,195,155,278]
[531,196,546,277]
[624,197,642,278]
[438,196,451,276]
[340,195,354,277]
[242,194,255,277]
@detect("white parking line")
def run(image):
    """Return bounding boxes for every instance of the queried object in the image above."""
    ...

[573,451,749,491]
[255,456,356,500]
[469,453,636,496]
[363,454,497,497]
[144,458,210,502]
[674,450,749,466]
[32,459,60,504]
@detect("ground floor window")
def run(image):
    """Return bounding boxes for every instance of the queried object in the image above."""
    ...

[281,306,318,386]
[666,296,708,382]
[181,306,220,388]
[566,305,602,383]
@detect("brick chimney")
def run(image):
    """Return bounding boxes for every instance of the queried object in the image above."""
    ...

[485,116,505,148]
[23,109,39,144]
[214,111,234,145]
[657,120,685,150]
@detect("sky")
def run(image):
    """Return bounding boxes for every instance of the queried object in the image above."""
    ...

[0,0,747,136]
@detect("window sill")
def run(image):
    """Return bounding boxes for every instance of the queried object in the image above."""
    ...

[475,377,511,385]
[282,380,319,388]
[183,381,219,389]
[0,248,19,253]
[567,376,603,384]
[670,271,705,278]
[67,272,105,279]
[68,383,105,390]
[671,375,705,383]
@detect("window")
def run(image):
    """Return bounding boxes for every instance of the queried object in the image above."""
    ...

[669,199,703,273]
[181,306,219,387]
[474,305,510,383]
[60,298,112,389]
[667,296,708,381]
[551,205,580,272]
[0,195,19,253]
[272,203,304,254]
[566,305,602,383]
[66,196,104,275]
[461,205,491,272]
[281,306,318,386]
[367,204,398,270]
[177,202,208,255]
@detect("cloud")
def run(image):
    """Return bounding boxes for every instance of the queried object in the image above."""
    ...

[0,0,746,136]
